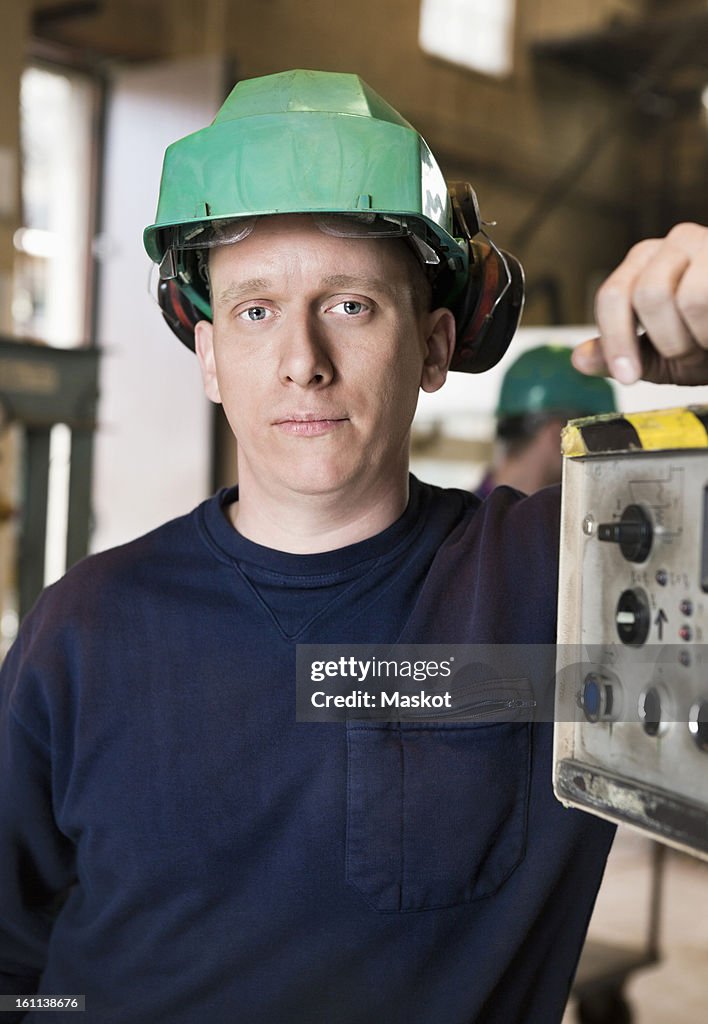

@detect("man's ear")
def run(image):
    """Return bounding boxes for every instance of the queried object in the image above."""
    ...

[194,320,222,404]
[420,307,456,394]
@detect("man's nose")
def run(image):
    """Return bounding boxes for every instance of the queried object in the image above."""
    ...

[278,313,335,387]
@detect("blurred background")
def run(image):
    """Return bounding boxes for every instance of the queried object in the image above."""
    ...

[0,2,707,1020]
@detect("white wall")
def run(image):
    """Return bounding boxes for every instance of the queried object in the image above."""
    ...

[92,56,224,553]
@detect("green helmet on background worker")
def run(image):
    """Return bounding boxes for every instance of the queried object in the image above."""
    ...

[496,344,617,421]
[476,344,617,497]
[144,68,524,372]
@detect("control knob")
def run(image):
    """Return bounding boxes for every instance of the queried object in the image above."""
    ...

[615,587,651,646]
[598,503,653,563]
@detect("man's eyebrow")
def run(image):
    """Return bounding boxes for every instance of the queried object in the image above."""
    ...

[321,274,396,299]
[216,274,401,305]
[215,279,272,305]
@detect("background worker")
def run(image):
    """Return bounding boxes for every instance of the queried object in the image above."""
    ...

[476,344,616,498]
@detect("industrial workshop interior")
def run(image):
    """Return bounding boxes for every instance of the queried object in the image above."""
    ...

[0,1,707,1022]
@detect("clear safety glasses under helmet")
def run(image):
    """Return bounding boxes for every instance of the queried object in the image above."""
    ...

[157,212,442,282]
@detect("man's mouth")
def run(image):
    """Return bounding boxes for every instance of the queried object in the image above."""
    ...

[273,414,349,436]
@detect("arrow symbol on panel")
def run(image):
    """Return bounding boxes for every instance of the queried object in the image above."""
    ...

[654,609,668,640]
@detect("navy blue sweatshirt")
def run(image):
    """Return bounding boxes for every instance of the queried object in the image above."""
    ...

[0,477,614,1023]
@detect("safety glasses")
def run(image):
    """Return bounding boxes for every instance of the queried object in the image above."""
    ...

[314,213,441,266]
[158,212,441,281]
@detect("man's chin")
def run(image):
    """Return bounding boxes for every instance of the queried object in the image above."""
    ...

[280,470,360,498]
[272,459,384,501]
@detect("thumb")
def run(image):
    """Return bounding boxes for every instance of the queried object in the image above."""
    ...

[571,338,610,378]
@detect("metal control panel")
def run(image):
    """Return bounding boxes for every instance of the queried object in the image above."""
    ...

[554,406,708,859]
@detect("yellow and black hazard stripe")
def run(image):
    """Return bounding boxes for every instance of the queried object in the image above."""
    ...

[562,405,708,458]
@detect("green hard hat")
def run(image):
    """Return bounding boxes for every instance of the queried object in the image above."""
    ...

[496,344,616,418]
[144,69,470,321]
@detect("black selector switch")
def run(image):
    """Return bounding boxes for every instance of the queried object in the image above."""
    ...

[615,587,651,646]
[598,503,653,562]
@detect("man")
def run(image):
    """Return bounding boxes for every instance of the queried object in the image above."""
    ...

[1,69,707,1024]
[476,344,616,498]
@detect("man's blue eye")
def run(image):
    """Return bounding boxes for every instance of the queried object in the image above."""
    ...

[337,301,365,315]
[245,307,268,321]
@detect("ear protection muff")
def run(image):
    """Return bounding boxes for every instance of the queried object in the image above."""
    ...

[157,278,202,352]
[156,183,525,373]
[446,182,525,374]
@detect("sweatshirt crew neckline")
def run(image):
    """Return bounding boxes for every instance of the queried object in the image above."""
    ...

[198,474,429,578]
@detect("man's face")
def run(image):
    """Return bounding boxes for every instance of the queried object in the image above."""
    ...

[195,215,454,505]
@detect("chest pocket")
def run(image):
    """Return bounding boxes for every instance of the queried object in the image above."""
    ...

[346,716,531,912]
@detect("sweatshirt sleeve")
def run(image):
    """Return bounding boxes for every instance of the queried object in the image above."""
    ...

[0,623,77,1016]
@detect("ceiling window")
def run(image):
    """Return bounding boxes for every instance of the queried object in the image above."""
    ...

[419,0,517,77]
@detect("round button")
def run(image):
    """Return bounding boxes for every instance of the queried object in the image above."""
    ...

[638,687,663,737]
[581,673,613,723]
[688,701,708,752]
[655,570,668,586]
[679,625,693,642]
[679,599,693,617]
